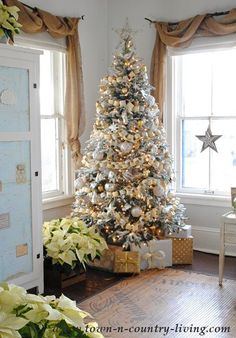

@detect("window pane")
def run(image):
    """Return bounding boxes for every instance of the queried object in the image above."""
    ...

[40,50,54,115]
[212,50,236,116]
[182,119,209,189]
[211,119,236,193]
[181,53,212,117]
[41,118,59,192]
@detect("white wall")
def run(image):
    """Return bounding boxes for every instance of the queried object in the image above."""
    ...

[108,0,236,76]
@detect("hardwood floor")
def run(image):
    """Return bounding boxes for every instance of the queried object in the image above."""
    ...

[44,251,236,302]
[80,269,236,338]
[175,250,236,280]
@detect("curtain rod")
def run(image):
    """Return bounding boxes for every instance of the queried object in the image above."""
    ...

[20,1,85,20]
[145,10,230,26]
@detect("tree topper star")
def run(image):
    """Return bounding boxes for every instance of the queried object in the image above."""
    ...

[196,125,222,153]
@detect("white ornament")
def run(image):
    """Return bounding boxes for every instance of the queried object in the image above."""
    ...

[153,185,165,197]
[121,111,128,125]
[104,183,116,192]
[109,124,117,132]
[108,171,116,180]
[131,206,142,217]
[120,141,133,154]
[0,89,16,105]
[74,176,86,189]
[91,192,98,204]
[120,100,126,107]
[93,151,104,161]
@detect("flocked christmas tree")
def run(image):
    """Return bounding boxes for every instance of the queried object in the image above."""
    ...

[72,24,185,249]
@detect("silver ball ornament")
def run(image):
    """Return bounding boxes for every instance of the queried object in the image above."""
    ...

[120,141,133,154]
[153,185,165,197]
[104,183,116,192]
[93,151,104,161]
[131,206,142,218]
[74,177,86,189]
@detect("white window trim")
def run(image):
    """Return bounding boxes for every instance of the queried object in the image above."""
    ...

[166,34,236,207]
[15,34,74,209]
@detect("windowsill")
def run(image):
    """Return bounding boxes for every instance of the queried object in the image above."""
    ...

[176,192,231,208]
[43,195,74,211]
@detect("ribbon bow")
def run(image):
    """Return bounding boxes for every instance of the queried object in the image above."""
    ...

[116,252,139,272]
[142,250,166,269]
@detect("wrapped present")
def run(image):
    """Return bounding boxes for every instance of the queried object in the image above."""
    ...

[113,251,140,274]
[166,224,192,238]
[130,239,167,270]
[172,236,193,264]
[157,239,173,267]
[88,245,122,272]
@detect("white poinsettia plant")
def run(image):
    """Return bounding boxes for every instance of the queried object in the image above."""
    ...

[0,282,104,338]
[43,217,108,269]
[0,1,22,42]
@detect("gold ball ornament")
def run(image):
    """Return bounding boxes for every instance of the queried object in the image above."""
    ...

[97,185,104,192]
[149,226,165,239]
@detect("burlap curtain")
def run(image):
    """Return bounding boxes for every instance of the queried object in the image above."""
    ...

[151,8,236,122]
[4,0,83,168]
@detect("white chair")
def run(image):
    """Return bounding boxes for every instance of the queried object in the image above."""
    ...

[219,211,236,286]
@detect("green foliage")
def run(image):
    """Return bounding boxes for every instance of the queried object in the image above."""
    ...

[0,1,22,42]
[18,320,90,338]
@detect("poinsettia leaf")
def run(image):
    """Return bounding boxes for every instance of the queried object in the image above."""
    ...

[56,320,90,337]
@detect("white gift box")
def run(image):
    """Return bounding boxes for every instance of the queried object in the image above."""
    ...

[130,239,172,270]
[166,225,192,238]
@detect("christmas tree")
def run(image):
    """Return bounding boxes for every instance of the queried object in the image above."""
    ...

[72,24,185,249]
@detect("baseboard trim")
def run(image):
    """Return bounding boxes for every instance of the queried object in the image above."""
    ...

[192,225,236,257]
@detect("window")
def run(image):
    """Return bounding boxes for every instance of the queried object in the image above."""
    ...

[170,48,236,197]
[40,49,72,199]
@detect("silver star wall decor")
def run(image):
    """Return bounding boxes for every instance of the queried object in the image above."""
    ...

[196,125,222,153]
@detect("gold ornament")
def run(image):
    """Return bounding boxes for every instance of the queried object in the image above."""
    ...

[149,226,165,239]
[143,170,150,177]
[97,185,104,192]
[129,71,135,78]
[127,102,134,111]
[137,120,143,128]
[122,88,128,94]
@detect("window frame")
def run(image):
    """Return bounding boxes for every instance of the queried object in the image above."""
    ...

[15,36,74,207]
[166,35,236,206]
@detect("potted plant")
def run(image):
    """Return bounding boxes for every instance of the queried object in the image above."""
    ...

[0,282,104,337]
[43,218,108,288]
[0,1,22,43]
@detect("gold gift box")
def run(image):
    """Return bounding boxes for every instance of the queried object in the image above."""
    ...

[114,251,140,274]
[88,245,122,272]
[171,236,193,265]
